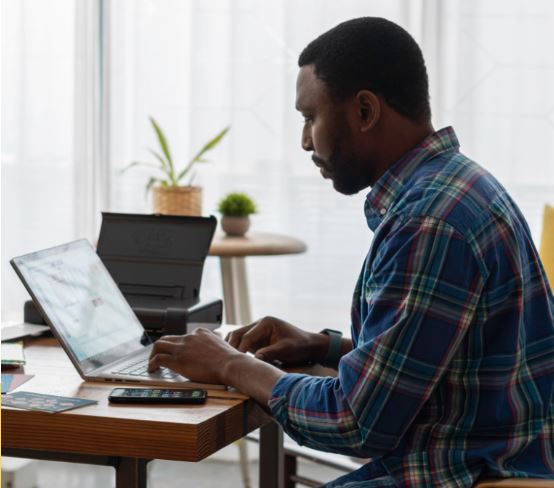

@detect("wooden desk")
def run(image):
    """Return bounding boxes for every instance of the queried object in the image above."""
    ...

[1,337,282,488]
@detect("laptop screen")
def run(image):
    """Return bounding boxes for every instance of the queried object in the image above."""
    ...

[11,240,148,373]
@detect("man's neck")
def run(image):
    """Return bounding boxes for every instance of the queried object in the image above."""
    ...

[371,120,435,185]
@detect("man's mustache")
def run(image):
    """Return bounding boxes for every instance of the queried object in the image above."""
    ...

[312,155,326,167]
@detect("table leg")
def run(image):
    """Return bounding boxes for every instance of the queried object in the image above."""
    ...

[115,457,148,488]
[3,449,150,488]
[259,421,284,488]
[220,256,254,488]
[220,257,252,325]
[284,453,297,488]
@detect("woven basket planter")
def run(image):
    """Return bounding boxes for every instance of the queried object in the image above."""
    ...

[152,186,202,216]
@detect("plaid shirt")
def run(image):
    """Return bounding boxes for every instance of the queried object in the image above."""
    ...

[269,127,554,487]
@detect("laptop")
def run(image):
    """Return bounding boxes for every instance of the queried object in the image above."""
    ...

[10,239,225,389]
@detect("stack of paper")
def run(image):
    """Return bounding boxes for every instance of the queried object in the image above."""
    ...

[1,342,26,367]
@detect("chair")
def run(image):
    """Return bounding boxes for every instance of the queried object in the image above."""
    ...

[539,204,554,288]
[474,479,554,487]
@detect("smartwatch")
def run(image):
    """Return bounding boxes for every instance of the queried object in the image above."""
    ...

[319,328,343,368]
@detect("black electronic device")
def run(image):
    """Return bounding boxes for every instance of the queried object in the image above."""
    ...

[96,212,223,338]
[108,387,207,404]
[23,299,53,336]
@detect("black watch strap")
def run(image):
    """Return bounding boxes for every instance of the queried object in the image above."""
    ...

[319,328,343,368]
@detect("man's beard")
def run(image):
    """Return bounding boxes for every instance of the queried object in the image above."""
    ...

[325,147,365,195]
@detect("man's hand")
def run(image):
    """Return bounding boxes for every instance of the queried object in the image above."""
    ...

[148,327,286,405]
[226,316,329,366]
[148,328,240,385]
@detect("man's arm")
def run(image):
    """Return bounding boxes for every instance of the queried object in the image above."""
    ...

[148,318,353,406]
[265,217,485,457]
[226,316,353,366]
[151,216,484,459]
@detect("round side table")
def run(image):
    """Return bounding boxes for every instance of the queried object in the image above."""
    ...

[209,232,307,325]
[209,232,307,488]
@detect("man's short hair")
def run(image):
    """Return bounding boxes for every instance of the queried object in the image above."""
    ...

[298,17,431,122]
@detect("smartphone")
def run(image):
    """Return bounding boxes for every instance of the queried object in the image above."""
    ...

[108,388,207,404]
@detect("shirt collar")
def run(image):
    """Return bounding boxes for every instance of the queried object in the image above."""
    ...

[364,126,460,231]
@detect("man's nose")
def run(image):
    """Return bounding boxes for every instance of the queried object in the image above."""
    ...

[302,130,313,152]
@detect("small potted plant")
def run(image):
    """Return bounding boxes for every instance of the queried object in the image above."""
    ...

[218,192,257,236]
[123,116,229,216]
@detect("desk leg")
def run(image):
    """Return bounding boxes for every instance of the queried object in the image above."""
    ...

[3,449,150,488]
[220,257,252,325]
[115,457,148,488]
[259,421,284,488]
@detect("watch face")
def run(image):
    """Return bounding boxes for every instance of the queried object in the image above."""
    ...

[320,328,342,336]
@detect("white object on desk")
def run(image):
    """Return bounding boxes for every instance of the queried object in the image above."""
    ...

[1,323,50,342]
[187,322,220,333]
[1,457,37,488]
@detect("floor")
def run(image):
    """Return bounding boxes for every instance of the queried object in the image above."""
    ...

[4,453,344,488]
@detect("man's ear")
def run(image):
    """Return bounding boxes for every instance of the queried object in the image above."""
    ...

[356,90,380,132]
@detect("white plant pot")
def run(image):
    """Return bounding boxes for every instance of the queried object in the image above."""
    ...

[221,216,250,236]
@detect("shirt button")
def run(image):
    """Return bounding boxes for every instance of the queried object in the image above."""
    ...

[379,208,387,216]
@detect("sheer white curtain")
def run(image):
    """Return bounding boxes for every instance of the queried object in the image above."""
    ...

[429,0,554,242]
[107,0,554,333]
[3,0,553,329]
[2,0,77,321]
[1,0,106,322]
[107,0,414,333]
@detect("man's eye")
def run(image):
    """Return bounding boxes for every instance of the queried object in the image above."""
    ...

[303,117,312,124]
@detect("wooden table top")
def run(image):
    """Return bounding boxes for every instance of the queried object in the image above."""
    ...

[209,232,307,257]
[1,337,270,462]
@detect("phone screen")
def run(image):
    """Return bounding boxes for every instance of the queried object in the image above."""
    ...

[109,388,207,404]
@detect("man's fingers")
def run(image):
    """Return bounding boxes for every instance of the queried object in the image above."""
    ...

[236,320,273,353]
[157,335,184,343]
[150,339,180,357]
[147,352,174,372]
[254,342,288,363]
[226,322,256,348]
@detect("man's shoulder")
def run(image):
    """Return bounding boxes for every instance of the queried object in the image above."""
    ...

[394,151,510,238]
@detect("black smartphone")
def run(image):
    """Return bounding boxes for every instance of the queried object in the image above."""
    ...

[108,388,207,404]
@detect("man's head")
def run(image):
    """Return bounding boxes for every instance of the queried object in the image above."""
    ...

[296,17,432,194]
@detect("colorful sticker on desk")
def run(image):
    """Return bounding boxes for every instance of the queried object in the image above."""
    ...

[2,391,97,413]
[1,374,34,394]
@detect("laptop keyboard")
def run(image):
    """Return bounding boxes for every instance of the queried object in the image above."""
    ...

[112,358,178,379]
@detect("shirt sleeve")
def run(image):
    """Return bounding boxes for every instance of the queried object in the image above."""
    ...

[268,216,486,458]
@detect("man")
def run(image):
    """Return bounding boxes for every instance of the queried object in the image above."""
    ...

[149,17,554,487]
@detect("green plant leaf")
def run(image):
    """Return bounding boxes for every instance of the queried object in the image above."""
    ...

[145,176,160,198]
[217,192,257,216]
[190,126,230,164]
[147,149,169,173]
[175,165,191,184]
[120,161,160,174]
[149,116,177,185]
[176,126,230,184]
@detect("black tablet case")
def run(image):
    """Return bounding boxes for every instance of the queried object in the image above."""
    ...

[95,212,222,337]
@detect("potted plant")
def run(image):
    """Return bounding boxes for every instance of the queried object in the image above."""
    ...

[123,116,230,216]
[218,192,257,236]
